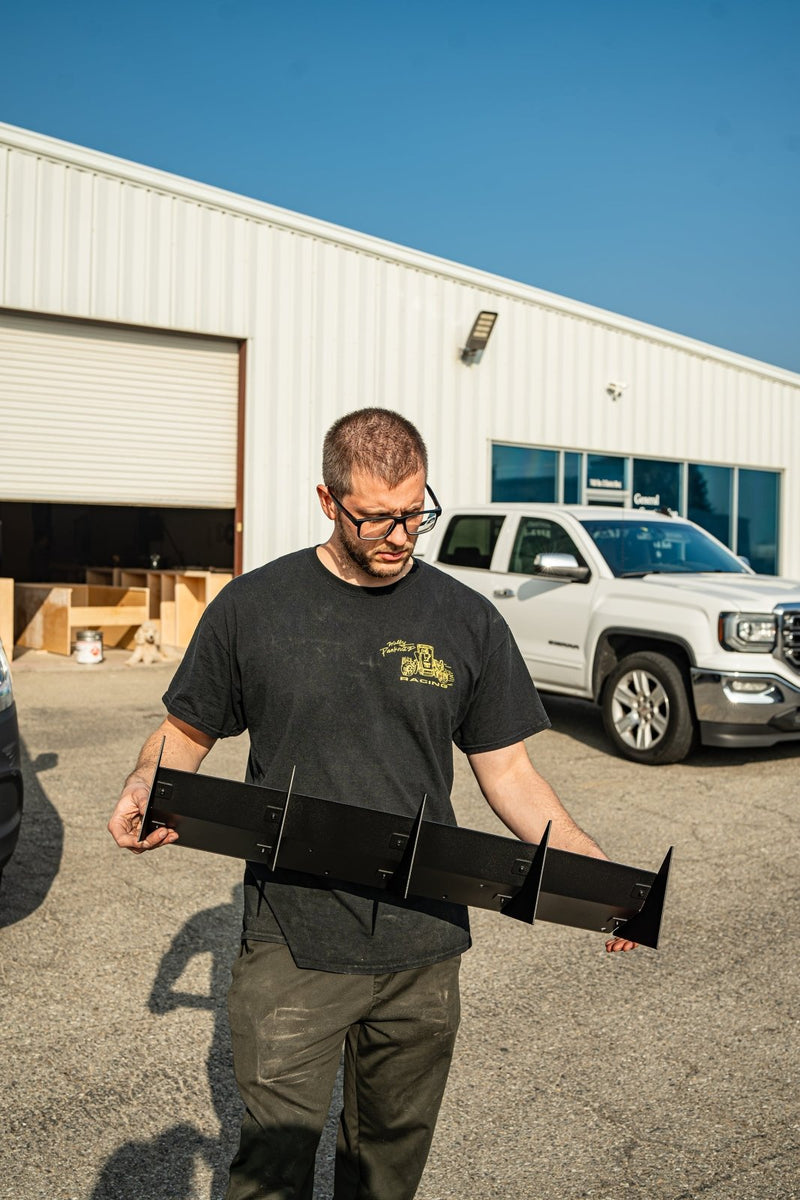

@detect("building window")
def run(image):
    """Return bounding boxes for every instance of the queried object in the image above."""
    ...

[632,459,682,512]
[491,445,558,502]
[586,453,627,493]
[563,452,582,503]
[737,469,780,575]
[585,453,629,505]
[688,463,732,547]
[488,441,781,573]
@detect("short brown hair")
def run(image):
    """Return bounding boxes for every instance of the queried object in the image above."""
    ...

[322,408,428,496]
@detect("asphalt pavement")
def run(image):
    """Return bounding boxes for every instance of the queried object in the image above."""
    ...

[1,646,798,1200]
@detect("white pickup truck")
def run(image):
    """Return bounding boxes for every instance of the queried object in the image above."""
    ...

[421,504,800,765]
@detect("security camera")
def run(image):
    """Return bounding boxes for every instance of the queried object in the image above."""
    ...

[606,381,627,401]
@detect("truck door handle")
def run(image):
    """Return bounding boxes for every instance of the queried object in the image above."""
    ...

[493,588,515,598]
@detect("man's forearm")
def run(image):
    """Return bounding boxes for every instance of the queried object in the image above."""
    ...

[468,742,638,952]
[468,743,608,860]
[124,716,214,791]
[489,778,607,859]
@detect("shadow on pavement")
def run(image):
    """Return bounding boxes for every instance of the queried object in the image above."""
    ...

[90,886,339,1199]
[542,692,800,770]
[90,889,242,1198]
[150,888,244,1198]
[0,742,63,927]
[540,693,608,753]
[91,1121,336,1200]
[89,1123,219,1199]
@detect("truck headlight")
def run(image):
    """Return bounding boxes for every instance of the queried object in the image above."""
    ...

[719,612,777,652]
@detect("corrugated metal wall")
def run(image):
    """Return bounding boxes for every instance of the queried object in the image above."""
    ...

[0,311,239,505]
[1,123,799,574]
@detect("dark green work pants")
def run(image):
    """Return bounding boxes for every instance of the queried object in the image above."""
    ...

[225,940,461,1200]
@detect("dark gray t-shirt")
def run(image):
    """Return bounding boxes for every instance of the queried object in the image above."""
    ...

[164,548,549,972]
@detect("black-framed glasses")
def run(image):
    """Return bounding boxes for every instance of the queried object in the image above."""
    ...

[328,484,442,541]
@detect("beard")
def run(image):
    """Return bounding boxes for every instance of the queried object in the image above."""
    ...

[336,516,414,579]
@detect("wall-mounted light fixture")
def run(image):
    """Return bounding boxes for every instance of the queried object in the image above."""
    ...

[460,311,498,366]
[606,381,627,401]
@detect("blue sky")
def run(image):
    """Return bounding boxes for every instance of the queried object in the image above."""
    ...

[2,0,798,371]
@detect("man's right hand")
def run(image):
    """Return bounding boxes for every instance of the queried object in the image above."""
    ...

[107,782,179,854]
[109,717,214,854]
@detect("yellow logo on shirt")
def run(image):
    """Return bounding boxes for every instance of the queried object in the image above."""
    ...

[380,640,454,689]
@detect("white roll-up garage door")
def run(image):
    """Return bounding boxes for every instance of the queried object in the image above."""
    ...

[0,311,240,507]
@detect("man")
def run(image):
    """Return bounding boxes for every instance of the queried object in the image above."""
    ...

[109,407,634,1200]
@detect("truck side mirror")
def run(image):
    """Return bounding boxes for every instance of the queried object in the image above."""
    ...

[533,552,590,583]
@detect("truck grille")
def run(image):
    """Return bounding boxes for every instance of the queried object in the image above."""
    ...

[781,608,800,673]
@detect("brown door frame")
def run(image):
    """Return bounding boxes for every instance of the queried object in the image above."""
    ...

[234,339,247,577]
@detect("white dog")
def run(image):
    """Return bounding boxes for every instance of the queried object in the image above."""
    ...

[125,620,169,666]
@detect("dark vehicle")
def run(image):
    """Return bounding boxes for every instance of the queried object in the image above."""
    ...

[0,637,22,883]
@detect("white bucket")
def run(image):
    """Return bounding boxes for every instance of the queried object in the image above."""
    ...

[75,629,104,664]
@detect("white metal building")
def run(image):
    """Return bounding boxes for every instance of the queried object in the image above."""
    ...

[1,120,798,581]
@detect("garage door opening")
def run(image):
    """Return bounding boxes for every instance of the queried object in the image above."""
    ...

[0,501,235,584]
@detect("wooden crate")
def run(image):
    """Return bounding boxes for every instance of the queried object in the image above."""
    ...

[173,570,232,648]
[14,583,150,656]
[84,567,233,649]
[0,578,13,654]
[85,567,120,586]
[160,572,177,648]
[118,570,163,620]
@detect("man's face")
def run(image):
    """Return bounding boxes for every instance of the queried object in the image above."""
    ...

[330,468,427,581]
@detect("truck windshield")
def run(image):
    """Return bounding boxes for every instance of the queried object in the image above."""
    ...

[579,519,750,577]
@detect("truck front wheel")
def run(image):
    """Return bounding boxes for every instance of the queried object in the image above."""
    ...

[601,651,695,765]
